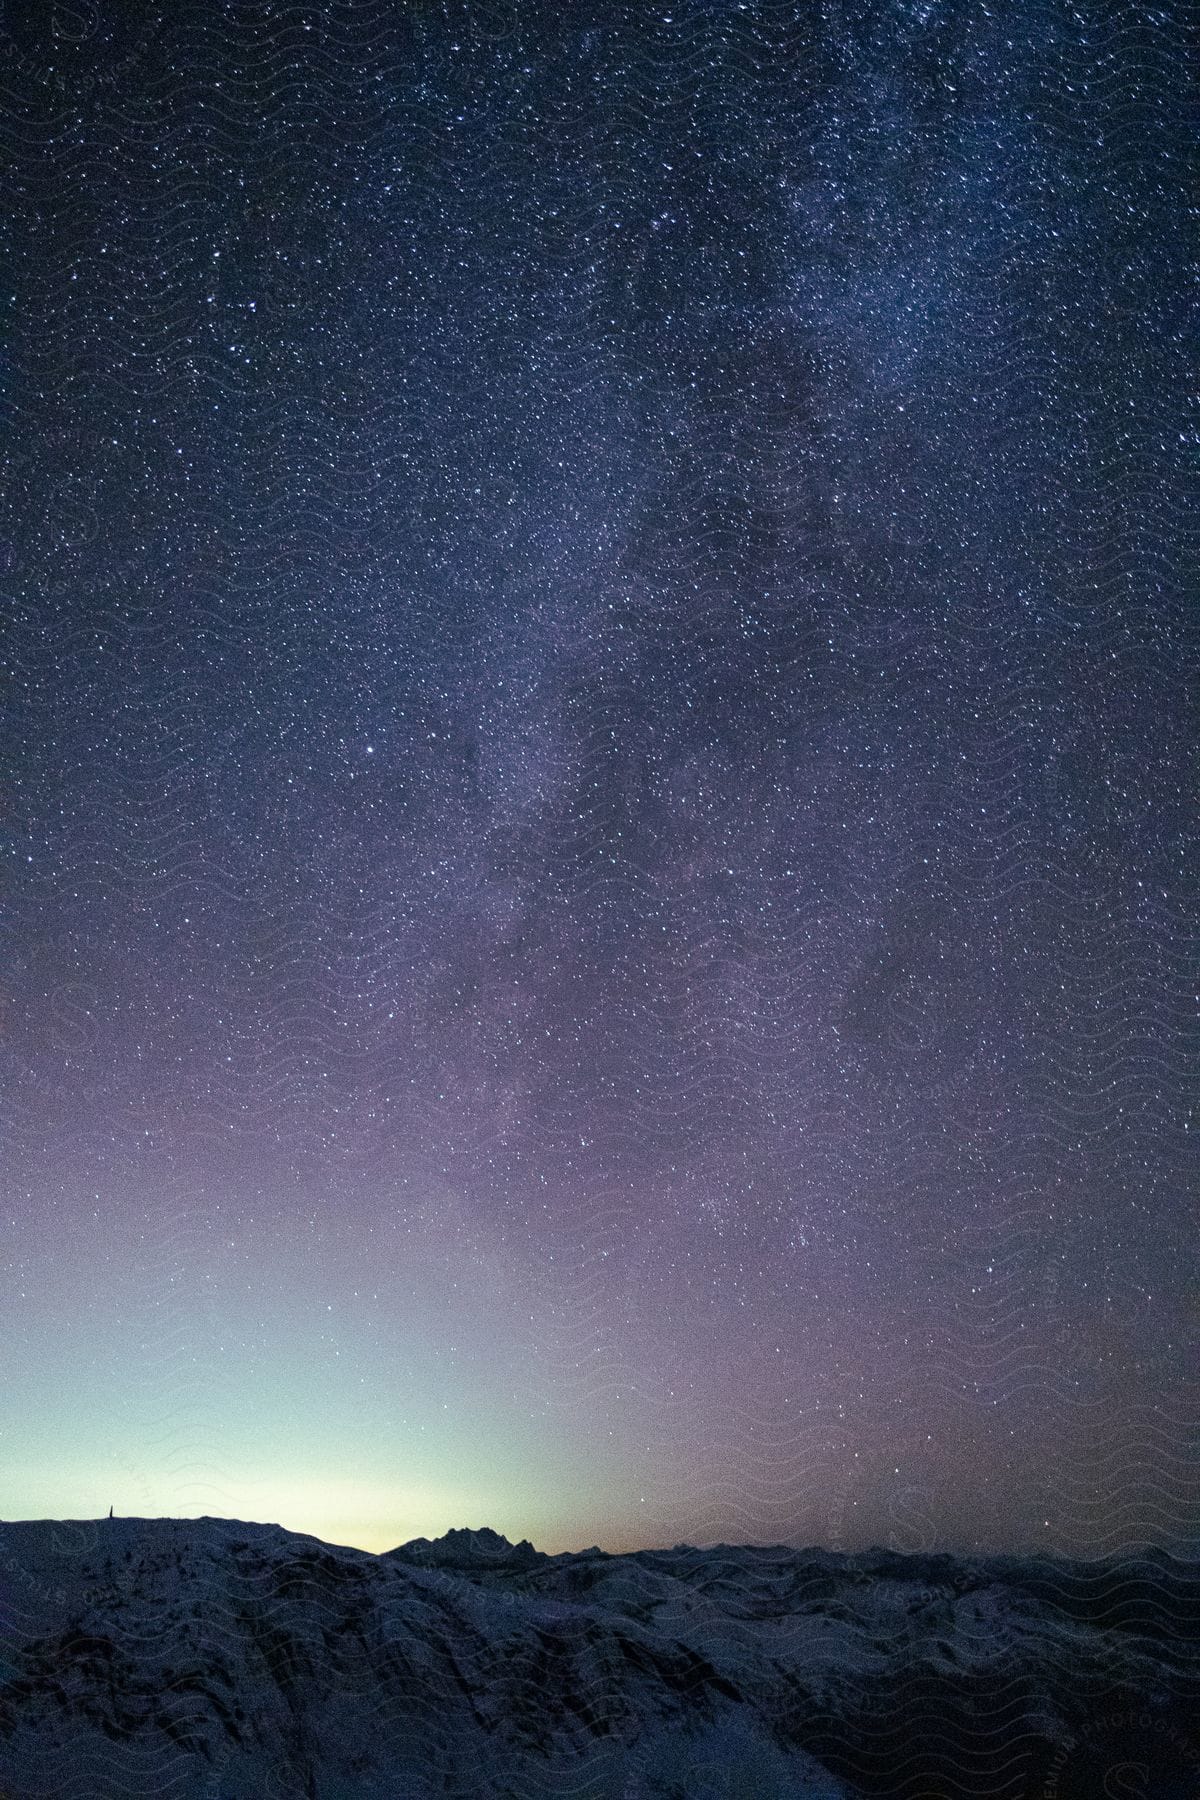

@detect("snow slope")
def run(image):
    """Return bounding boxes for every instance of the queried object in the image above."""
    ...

[0,1518,1196,1798]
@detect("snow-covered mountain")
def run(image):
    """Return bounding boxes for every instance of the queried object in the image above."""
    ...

[0,1517,1196,1798]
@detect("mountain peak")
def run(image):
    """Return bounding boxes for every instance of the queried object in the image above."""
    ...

[388,1524,544,1569]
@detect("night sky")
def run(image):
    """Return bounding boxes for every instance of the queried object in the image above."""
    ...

[1,0,1195,1558]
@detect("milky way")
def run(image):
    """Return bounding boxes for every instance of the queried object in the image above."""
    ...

[1,0,1194,1555]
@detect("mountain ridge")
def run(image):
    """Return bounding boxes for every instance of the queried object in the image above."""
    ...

[0,1517,1196,1797]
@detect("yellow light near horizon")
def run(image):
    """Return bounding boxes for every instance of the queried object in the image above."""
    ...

[214,1472,505,1553]
[0,1466,507,1555]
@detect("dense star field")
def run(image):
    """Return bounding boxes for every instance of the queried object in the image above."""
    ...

[1,0,1195,1561]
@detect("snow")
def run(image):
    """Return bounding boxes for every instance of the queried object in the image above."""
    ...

[0,1518,1195,1798]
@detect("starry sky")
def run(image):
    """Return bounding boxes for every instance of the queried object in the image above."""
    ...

[1,0,1195,1558]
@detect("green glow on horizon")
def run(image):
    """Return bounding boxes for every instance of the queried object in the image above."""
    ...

[0,1187,664,1555]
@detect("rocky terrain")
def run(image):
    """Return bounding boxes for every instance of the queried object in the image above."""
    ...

[0,1518,1196,1798]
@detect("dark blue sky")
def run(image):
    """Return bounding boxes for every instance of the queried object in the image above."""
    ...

[1,0,1194,1554]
